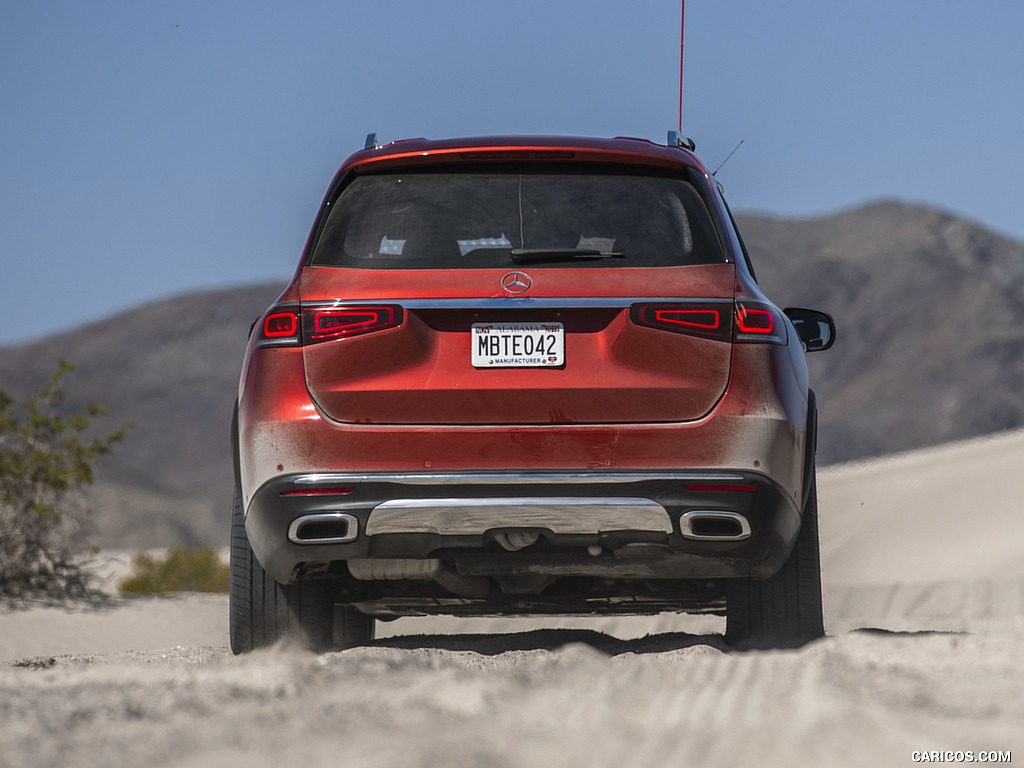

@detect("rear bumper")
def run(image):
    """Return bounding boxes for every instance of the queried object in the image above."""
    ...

[245,470,801,584]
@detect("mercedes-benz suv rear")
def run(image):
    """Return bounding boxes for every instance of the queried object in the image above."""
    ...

[230,135,836,653]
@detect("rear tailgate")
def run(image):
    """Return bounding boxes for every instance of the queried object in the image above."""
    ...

[299,264,735,425]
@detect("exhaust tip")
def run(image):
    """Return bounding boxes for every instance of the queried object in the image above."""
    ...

[679,510,751,541]
[288,513,359,544]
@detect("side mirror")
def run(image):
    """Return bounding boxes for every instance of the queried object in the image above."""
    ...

[783,308,836,352]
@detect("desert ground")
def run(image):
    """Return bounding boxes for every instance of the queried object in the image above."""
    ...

[2,432,1023,768]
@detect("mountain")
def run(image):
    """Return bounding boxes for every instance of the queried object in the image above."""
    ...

[0,283,283,548]
[740,201,1024,462]
[2,200,1023,547]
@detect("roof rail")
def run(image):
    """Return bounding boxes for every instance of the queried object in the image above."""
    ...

[667,131,696,151]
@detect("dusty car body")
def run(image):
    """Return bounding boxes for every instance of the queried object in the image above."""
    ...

[230,134,836,652]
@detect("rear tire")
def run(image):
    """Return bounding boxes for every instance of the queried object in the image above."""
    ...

[725,471,824,649]
[229,488,374,654]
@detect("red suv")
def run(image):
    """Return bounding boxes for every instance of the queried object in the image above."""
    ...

[230,134,836,653]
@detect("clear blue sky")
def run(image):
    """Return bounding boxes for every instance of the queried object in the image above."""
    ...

[2,0,1022,346]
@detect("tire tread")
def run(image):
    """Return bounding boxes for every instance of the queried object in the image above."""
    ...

[229,487,373,654]
[725,472,824,649]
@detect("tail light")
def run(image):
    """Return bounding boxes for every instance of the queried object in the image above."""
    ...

[254,304,403,348]
[734,301,787,345]
[630,301,732,342]
[631,300,787,345]
[255,305,302,348]
[303,306,402,343]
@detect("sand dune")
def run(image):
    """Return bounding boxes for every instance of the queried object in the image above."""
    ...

[820,429,1024,634]
[2,431,1023,767]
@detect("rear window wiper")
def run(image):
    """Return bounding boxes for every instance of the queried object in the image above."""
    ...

[510,248,624,264]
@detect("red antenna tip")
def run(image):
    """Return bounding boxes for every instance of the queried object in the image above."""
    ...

[678,0,685,133]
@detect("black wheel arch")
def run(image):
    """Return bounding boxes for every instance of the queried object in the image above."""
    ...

[801,389,818,512]
[231,399,242,490]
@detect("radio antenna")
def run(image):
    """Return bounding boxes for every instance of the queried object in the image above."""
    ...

[678,0,685,133]
[668,0,695,151]
[713,140,745,176]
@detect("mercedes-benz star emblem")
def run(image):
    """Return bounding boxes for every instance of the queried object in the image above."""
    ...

[501,271,532,295]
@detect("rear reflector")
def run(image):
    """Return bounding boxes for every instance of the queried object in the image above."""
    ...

[685,484,757,493]
[279,487,355,497]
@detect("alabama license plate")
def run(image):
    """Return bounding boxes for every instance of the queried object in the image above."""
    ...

[471,323,564,368]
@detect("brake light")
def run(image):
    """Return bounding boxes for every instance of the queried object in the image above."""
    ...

[460,150,576,160]
[630,302,732,342]
[303,306,403,343]
[254,304,403,348]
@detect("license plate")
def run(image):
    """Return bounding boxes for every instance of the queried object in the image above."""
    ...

[471,323,564,368]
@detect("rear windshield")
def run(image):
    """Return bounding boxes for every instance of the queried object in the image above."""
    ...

[309,165,727,269]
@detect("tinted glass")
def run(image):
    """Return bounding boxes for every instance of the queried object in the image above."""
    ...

[310,166,726,269]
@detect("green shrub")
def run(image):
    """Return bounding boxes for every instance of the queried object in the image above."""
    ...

[0,361,131,598]
[119,547,229,595]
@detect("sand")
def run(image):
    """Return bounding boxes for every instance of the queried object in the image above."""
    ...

[2,431,1023,767]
